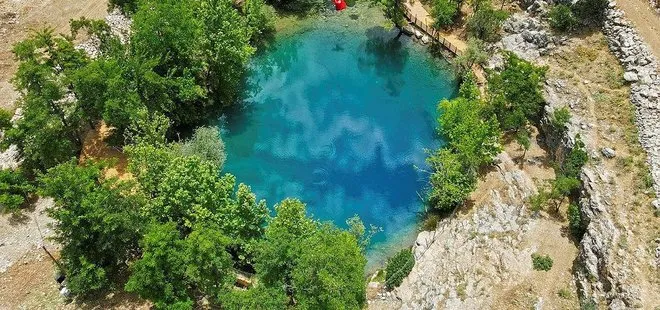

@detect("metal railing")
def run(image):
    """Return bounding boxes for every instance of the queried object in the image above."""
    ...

[403,6,461,56]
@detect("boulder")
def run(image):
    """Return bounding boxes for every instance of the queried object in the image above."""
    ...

[601,147,616,158]
[421,35,430,45]
[623,71,639,82]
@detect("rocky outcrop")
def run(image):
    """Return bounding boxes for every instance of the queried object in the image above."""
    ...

[368,153,540,309]
[498,13,561,61]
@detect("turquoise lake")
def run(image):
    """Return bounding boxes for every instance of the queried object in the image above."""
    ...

[222,14,457,265]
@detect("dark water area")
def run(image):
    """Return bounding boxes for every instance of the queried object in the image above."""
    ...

[221,14,457,266]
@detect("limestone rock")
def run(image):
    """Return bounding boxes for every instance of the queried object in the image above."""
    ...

[623,71,638,82]
[601,147,616,158]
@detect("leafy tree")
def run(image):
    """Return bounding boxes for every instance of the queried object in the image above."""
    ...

[531,253,553,271]
[292,224,367,309]
[452,38,489,77]
[183,224,235,301]
[220,286,288,310]
[109,0,139,14]
[40,160,145,295]
[572,0,609,25]
[372,0,406,29]
[346,215,381,251]
[439,94,501,171]
[180,126,227,170]
[385,248,414,289]
[488,52,547,132]
[256,198,315,287]
[125,222,193,309]
[6,29,90,172]
[466,2,508,42]
[515,126,531,164]
[124,109,171,146]
[432,0,460,29]
[268,0,327,12]
[0,169,34,214]
[243,0,276,46]
[549,4,577,32]
[426,149,476,211]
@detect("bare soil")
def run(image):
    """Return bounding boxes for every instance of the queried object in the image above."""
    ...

[617,0,660,61]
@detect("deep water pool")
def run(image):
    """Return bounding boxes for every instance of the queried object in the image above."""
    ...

[222,13,457,266]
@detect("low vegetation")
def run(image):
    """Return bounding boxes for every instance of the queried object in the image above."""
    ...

[531,253,554,271]
[385,248,415,289]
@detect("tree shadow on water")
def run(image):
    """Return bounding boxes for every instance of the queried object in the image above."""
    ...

[358,26,410,97]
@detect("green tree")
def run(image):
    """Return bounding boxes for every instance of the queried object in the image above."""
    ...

[180,126,227,170]
[243,0,276,46]
[439,95,501,171]
[567,203,585,239]
[346,215,381,251]
[220,286,288,310]
[549,107,571,134]
[452,38,489,77]
[549,4,577,32]
[385,248,414,289]
[466,2,508,42]
[292,224,367,309]
[39,160,145,295]
[426,149,476,211]
[0,109,12,130]
[125,222,193,309]
[372,0,406,29]
[0,169,34,214]
[515,126,531,164]
[109,0,139,14]
[488,52,547,132]
[432,0,460,29]
[561,136,588,179]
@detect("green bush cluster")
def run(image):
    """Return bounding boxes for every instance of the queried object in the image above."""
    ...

[531,253,553,271]
[548,0,610,32]
[466,0,508,42]
[548,4,577,32]
[427,74,501,211]
[567,203,586,239]
[385,248,415,289]
[0,169,34,214]
[432,0,462,29]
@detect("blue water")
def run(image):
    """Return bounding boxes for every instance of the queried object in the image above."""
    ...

[223,19,457,264]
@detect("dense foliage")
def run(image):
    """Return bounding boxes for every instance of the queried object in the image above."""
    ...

[431,0,461,29]
[548,4,577,32]
[385,248,414,289]
[466,1,508,42]
[427,75,501,211]
[371,0,406,28]
[531,253,553,271]
[567,203,585,239]
[572,0,609,25]
[452,38,488,77]
[0,169,34,214]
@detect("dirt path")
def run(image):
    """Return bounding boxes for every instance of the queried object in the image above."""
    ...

[617,0,660,61]
[0,0,108,110]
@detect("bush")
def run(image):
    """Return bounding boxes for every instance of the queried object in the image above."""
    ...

[0,109,11,130]
[0,169,34,214]
[108,0,138,14]
[432,0,460,29]
[567,203,585,239]
[550,107,571,134]
[385,248,415,289]
[572,0,609,25]
[549,4,577,32]
[180,126,227,170]
[562,136,588,179]
[531,253,553,271]
[466,5,508,42]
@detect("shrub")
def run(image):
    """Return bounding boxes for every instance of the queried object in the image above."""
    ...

[466,5,508,42]
[385,248,415,289]
[572,0,609,25]
[531,253,553,271]
[432,0,460,29]
[562,136,588,179]
[0,109,11,130]
[180,126,227,170]
[0,169,34,214]
[108,0,138,14]
[567,203,585,239]
[549,4,577,32]
[550,107,571,134]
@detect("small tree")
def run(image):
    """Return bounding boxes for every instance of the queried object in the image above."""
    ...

[385,248,414,289]
[515,127,531,164]
[549,4,577,32]
[466,3,508,42]
[432,0,460,29]
[550,107,571,134]
[452,38,489,77]
[0,169,34,214]
[567,203,585,239]
[180,126,227,170]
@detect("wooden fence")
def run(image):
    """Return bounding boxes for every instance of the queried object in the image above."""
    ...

[403,6,461,56]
